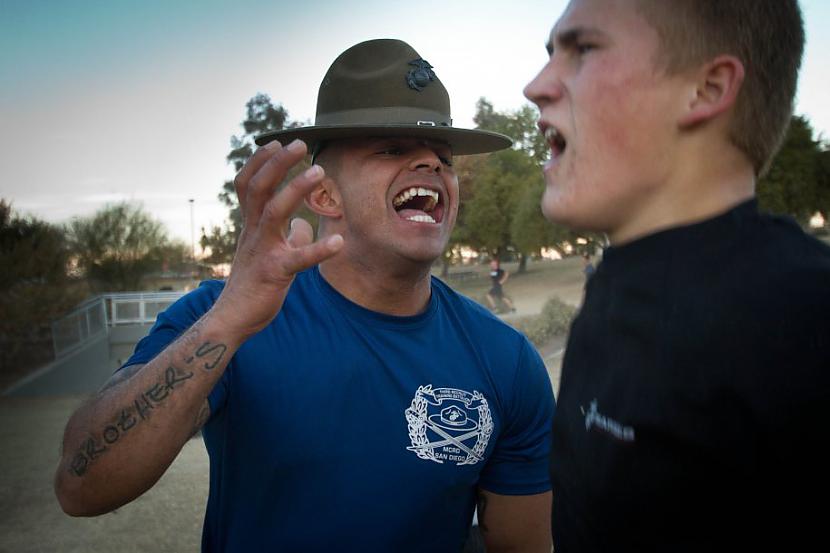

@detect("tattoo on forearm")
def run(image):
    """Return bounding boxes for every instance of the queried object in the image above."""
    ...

[185,341,227,371]
[69,365,193,477]
[477,492,489,534]
[68,340,226,477]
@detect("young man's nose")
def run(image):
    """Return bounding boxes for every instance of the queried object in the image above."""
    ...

[524,59,565,108]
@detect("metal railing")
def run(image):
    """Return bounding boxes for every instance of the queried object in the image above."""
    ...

[51,297,108,359]
[106,291,185,327]
[51,291,185,359]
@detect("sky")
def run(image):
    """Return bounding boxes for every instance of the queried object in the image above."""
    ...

[2,0,829,248]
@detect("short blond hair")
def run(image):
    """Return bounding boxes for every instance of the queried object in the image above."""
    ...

[637,0,804,176]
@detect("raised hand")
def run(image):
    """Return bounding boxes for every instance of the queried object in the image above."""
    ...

[213,139,343,338]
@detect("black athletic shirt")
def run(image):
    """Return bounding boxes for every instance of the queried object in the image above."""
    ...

[551,200,830,552]
[490,268,505,295]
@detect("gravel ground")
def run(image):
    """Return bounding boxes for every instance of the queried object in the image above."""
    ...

[0,397,208,553]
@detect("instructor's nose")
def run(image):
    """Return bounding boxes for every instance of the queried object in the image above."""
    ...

[409,147,442,174]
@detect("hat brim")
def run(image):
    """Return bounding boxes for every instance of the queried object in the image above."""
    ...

[254,125,512,156]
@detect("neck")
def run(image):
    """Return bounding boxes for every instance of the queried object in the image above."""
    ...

[318,253,434,316]
[609,145,756,245]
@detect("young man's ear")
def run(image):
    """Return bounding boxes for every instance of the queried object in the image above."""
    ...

[678,55,745,128]
[304,176,343,219]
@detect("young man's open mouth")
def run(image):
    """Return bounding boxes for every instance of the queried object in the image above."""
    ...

[542,123,568,169]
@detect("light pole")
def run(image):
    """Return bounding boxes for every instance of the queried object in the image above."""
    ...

[188,198,195,261]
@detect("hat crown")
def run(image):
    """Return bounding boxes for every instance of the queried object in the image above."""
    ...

[315,39,451,127]
[253,38,511,155]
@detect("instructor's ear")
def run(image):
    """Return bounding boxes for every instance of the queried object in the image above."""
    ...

[304,175,343,220]
[678,55,745,129]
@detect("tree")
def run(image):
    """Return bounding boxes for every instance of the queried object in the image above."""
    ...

[818,148,830,219]
[511,181,570,256]
[758,115,826,223]
[0,200,83,381]
[441,153,487,275]
[455,99,605,272]
[474,98,549,164]
[199,222,237,265]
[461,100,546,270]
[67,202,170,292]
[451,99,606,271]
[0,200,70,291]
[154,240,197,273]
[462,147,537,256]
[201,94,299,263]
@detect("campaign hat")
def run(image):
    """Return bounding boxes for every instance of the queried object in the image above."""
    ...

[254,39,512,155]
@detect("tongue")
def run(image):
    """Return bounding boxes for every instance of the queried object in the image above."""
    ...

[397,208,431,220]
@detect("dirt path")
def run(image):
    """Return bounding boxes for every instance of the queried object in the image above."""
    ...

[439,257,586,317]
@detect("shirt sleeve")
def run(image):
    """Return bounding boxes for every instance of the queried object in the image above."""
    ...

[119,281,231,418]
[478,338,555,495]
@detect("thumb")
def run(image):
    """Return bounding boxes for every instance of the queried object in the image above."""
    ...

[286,217,314,249]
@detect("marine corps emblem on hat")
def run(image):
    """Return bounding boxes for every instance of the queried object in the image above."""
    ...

[406,59,436,91]
[255,39,512,156]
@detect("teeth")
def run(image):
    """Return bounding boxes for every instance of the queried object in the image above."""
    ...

[406,214,437,223]
[544,127,560,142]
[544,126,567,156]
[393,187,440,207]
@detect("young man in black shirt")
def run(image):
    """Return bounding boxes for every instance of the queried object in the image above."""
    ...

[524,0,829,551]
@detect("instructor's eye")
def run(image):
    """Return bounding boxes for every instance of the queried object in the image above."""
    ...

[378,148,402,156]
[439,156,453,167]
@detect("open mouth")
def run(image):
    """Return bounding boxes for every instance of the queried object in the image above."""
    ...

[544,126,567,158]
[392,186,444,224]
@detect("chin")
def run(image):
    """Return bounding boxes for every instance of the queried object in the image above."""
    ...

[406,250,444,265]
[541,194,606,234]
[541,200,565,224]
[541,188,577,226]
[398,243,447,266]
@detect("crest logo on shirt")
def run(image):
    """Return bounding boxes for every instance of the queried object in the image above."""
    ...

[405,385,493,465]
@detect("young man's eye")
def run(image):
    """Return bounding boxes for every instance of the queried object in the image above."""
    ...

[576,43,595,55]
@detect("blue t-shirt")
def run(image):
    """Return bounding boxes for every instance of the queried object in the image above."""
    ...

[124,267,554,552]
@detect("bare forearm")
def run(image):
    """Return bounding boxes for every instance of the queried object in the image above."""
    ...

[479,490,552,553]
[54,309,243,516]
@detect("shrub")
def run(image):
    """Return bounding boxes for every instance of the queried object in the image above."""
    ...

[510,297,576,346]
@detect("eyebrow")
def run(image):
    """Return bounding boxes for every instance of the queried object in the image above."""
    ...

[545,26,605,55]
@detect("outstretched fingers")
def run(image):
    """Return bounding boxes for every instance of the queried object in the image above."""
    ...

[283,217,343,272]
[234,140,281,216]
[240,139,308,229]
[286,218,315,249]
[259,164,326,237]
[258,164,343,274]
[281,233,344,276]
